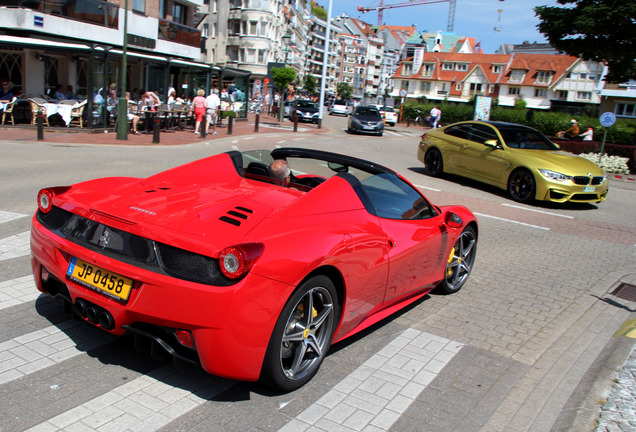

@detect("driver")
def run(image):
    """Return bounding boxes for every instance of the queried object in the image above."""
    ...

[270,159,292,186]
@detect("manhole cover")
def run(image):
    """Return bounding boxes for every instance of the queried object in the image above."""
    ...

[611,283,636,302]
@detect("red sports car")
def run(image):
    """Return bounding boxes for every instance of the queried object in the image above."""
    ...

[31,147,478,391]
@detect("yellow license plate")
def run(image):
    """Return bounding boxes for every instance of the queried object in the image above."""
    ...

[66,257,134,301]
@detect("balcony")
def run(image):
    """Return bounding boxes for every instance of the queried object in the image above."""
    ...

[158,18,201,49]
[0,0,119,28]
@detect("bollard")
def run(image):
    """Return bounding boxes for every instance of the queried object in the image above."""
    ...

[293,112,298,132]
[37,112,44,141]
[317,118,322,129]
[254,114,259,133]
[200,125,206,139]
[152,117,160,144]
[227,115,233,134]
[406,118,411,127]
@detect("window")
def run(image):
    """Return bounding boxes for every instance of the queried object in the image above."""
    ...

[172,3,186,24]
[401,64,412,76]
[359,174,436,220]
[260,21,267,36]
[258,49,266,63]
[510,70,525,82]
[508,87,520,95]
[557,90,568,100]
[455,83,462,91]
[132,0,145,13]
[579,73,587,80]
[492,65,502,73]
[536,71,552,84]
[249,21,257,35]
[577,91,592,100]
[534,88,547,97]
[615,103,636,118]
[420,81,431,92]
[445,124,471,140]
[442,63,454,71]
[227,47,239,62]
[228,21,240,35]
[469,83,482,92]
[422,64,434,77]
[456,63,467,71]
[469,124,498,144]
[202,23,209,38]
[246,48,256,63]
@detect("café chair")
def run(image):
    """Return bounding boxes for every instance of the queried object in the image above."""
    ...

[68,100,87,127]
[29,98,49,126]
[1,96,17,125]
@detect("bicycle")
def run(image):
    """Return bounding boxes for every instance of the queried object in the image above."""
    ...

[413,109,427,127]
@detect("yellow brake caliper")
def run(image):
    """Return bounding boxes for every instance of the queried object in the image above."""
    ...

[447,247,458,277]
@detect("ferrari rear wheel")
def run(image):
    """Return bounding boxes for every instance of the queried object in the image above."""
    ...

[262,275,339,391]
[508,168,535,203]
[436,226,477,294]
[424,148,443,177]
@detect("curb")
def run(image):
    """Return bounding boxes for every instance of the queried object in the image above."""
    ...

[608,173,635,182]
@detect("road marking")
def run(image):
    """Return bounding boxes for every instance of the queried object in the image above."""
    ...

[502,203,574,219]
[279,329,462,432]
[27,364,233,432]
[0,231,31,261]
[243,136,255,141]
[0,322,116,386]
[0,210,28,224]
[0,275,40,310]
[474,212,550,231]
[231,145,239,150]
[414,184,441,192]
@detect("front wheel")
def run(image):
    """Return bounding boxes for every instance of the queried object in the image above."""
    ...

[261,275,339,392]
[508,168,535,203]
[436,226,477,294]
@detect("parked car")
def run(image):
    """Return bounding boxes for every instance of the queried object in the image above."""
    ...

[31,147,477,391]
[328,99,348,116]
[348,105,384,136]
[418,121,609,204]
[292,100,319,123]
[376,105,398,127]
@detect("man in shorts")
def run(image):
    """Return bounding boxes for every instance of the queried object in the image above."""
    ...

[205,88,221,135]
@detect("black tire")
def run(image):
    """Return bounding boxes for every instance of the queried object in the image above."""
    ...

[436,226,477,294]
[508,168,535,203]
[261,275,339,391]
[424,148,443,177]
[378,132,383,137]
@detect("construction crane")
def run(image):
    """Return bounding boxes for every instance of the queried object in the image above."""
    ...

[357,0,457,32]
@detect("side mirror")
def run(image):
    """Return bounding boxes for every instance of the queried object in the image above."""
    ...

[484,139,499,148]
[445,211,463,228]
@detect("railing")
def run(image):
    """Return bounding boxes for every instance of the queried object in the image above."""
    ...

[158,19,201,48]
[0,0,119,29]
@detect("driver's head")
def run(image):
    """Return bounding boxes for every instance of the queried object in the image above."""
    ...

[270,159,291,184]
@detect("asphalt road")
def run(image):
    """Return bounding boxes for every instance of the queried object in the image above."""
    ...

[1,115,635,432]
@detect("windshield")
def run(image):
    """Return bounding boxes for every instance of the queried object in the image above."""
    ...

[356,107,380,117]
[296,101,316,108]
[497,126,559,150]
[334,100,346,106]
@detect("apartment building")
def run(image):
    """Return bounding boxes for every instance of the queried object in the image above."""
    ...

[306,15,342,96]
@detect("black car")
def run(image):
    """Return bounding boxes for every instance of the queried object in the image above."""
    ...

[348,105,384,136]
[292,100,319,123]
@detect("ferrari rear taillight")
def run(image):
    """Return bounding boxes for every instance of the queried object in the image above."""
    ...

[219,243,264,279]
[37,189,54,213]
[421,132,427,140]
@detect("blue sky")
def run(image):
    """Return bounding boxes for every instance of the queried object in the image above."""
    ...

[321,0,562,54]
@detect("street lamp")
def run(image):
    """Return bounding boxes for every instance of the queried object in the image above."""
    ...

[282,31,292,64]
[116,0,128,140]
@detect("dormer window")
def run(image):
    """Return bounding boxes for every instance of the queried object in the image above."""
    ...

[442,63,454,71]
[536,71,552,84]
[456,63,467,71]
[401,63,413,76]
[422,64,434,77]
[510,70,525,82]
[492,65,502,73]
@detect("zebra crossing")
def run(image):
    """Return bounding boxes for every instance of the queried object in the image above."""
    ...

[0,208,462,431]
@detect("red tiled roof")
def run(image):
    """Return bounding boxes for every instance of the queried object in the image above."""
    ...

[504,53,579,87]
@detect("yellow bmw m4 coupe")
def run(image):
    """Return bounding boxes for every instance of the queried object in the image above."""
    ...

[417,121,609,204]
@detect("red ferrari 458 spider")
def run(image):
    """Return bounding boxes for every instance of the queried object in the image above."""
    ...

[31,147,478,391]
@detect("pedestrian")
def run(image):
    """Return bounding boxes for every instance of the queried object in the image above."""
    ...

[579,127,594,141]
[429,105,441,128]
[190,88,207,135]
[205,88,220,135]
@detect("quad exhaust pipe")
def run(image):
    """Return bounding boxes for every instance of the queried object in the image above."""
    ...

[73,299,115,330]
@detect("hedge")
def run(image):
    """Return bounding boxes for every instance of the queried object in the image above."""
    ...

[399,101,636,146]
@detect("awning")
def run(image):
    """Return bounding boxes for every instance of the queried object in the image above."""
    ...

[171,58,219,70]
[0,35,91,51]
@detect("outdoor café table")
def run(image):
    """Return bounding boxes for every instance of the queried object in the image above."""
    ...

[43,102,72,125]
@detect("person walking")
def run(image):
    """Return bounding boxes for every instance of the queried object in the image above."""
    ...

[429,105,441,128]
[190,89,207,135]
[205,88,220,135]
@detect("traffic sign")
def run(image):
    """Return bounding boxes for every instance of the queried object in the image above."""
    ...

[399,89,407,98]
[600,112,616,128]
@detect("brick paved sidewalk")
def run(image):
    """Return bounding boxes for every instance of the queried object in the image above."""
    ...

[0,112,326,146]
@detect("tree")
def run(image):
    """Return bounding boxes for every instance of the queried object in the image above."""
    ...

[535,1,636,83]
[271,67,296,122]
[336,82,353,101]
[303,74,317,96]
